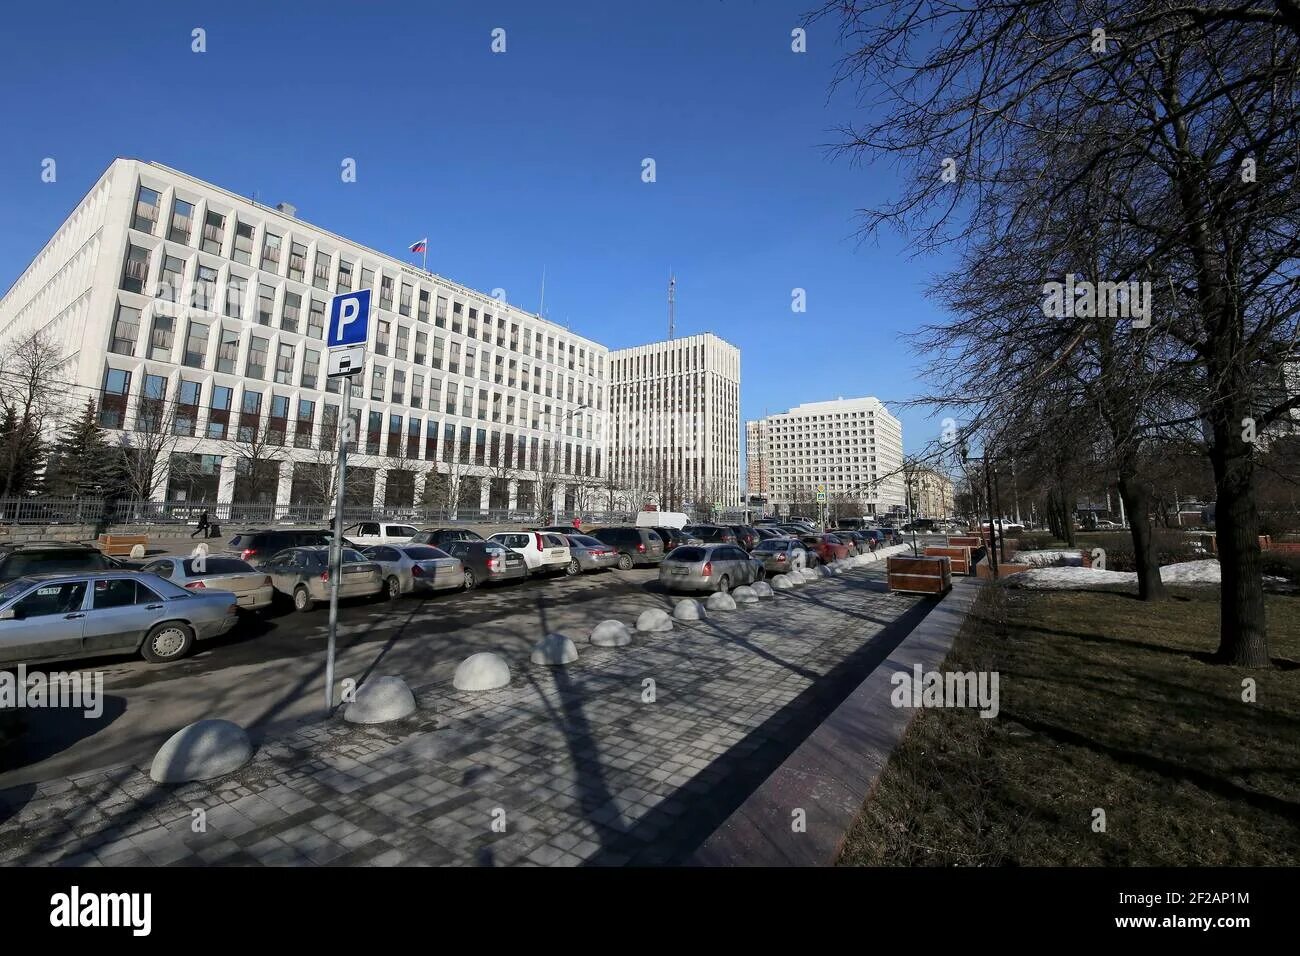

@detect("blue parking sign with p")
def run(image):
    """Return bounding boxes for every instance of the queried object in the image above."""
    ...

[328,289,371,347]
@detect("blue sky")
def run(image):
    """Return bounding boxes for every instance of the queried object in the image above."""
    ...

[0,0,952,454]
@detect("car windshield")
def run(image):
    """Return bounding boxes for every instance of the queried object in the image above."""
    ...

[0,577,36,603]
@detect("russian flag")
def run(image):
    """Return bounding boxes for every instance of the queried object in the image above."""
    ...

[409,238,427,254]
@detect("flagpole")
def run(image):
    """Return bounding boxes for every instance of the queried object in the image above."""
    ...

[422,244,427,273]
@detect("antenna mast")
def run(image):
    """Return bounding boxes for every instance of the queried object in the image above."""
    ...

[668,272,676,340]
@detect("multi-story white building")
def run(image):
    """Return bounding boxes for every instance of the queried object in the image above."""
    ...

[748,397,904,516]
[607,333,741,512]
[0,158,607,515]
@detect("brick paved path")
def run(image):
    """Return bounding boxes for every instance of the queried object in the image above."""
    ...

[0,557,928,866]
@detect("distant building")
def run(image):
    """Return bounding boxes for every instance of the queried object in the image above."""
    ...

[911,468,955,518]
[745,419,769,496]
[748,397,904,516]
[607,333,742,512]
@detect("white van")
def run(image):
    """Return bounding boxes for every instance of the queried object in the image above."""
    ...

[342,522,419,547]
[634,511,690,530]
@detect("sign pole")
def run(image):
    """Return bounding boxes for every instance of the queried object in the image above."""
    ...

[325,383,350,717]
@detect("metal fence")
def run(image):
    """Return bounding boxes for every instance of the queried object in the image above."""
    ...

[0,497,637,529]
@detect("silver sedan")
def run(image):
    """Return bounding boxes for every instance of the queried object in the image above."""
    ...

[259,547,383,612]
[561,534,621,575]
[750,538,808,573]
[361,544,465,598]
[140,554,275,610]
[658,544,765,594]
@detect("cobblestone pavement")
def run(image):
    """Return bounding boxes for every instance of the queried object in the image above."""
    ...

[0,554,930,866]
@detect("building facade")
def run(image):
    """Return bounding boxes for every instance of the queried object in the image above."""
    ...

[749,397,905,516]
[607,333,741,512]
[0,159,607,515]
[911,468,955,519]
[745,419,769,496]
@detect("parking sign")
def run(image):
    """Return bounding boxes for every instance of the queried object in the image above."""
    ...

[327,289,371,347]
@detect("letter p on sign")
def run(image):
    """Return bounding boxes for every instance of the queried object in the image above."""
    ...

[328,288,372,347]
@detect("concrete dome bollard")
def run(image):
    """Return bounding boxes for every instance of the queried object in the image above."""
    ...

[770,574,795,590]
[589,619,633,647]
[454,652,511,691]
[531,633,580,666]
[150,719,252,784]
[345,676,417,724]
[636,608,674,633]
[673,598,705,622]
[706,591,737,611]
[731,585,759,604]
[751,580,774,598]
[800,568,819,582]
[130,544,146,559]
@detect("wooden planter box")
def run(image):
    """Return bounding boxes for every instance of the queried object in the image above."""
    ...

[888,555,952,595]
[924,545,972,575]
[976,561,1031,579]
[97,533,149,557]
[948,535,982,547]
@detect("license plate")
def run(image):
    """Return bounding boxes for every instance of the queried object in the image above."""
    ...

[671,567,687,575]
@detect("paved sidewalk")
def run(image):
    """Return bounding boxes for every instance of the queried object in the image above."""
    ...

[1,551,929,866]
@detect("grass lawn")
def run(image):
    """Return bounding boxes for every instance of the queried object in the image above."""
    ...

[838,584,1300,865]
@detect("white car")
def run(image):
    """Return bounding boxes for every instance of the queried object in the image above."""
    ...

[341,522,419,547]
[488,531,571,576]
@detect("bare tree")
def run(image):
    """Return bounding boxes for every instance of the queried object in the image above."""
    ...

[0,330,67,499]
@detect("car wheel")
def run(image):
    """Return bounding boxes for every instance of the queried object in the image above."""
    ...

[385,575,401,600]
[618,553,633,571]
[565,559,580,576]
[141,621,195,663]
[293,586,315,613]
[463,569,477,590]
[718,575,731,594]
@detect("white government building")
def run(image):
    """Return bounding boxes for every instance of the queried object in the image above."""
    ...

[0,158,610,515]
[607,333,742,512]
[746,397,905,516]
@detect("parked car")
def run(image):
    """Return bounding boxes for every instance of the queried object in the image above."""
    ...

[561,534,621,574]
[751,537,808,573]
[0,542,129,583]
[223,529,353,565]
[684,525,738,546]
[442,540,528,588]
[752,526,787,541]
[537,525,585,535]
[778,523,816,537]
[658,544,764,593]
[408,528,485,550]
[836,530,867,556]
[140,555,275,611]
[590,527,666,569]
[360,544,464,598]
[342,522,420,547]
[648,526,702,551]
[801,533,851,564]
[0,571,239,665]
[878,527,904,545]
[727,526,761,551]
[258,547,383,612]
[488,531,571,576]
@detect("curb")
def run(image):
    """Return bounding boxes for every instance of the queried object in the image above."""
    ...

[689,575,983,866]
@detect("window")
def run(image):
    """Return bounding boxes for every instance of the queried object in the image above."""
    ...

[140,374,167,432]
[367,411,382,455]
[132,185,160,233]
[461,386,473,418]
[477,388,488,420]
[414,330,427,364]
[288,241,308,282]
[149,314,175,361]
[175,380,201,436]
[256,284,276,326]
[157,255,184,302]
[321,405,339,447]
[282,291,301,334]
[99,368,131,428]
[411,373,424,409]
[232,219,254,264]
[418,289,430,322]
[201,210,225,254]
[313,251,331,290]
[268,394,290,445]
[302,348,320,390]
[337,259,353,292]
[238,389,263,442]
[399,283,412,316]
[464,345,477,378]
[391,369,406,404]
[396,325,409,360]
[109,303,140,356]
[275,342,296,384]
[380,275,394,310]
[15,581,87,618]
[444,383,456,413]
[166,198,193,243]
[376,320,391,356]
[467,312,478,338]
[216,326,240,373]
[295,398,315,448]
[371,366,386,401]
[261,233,282,273]
[225,274,246,319]
[247,335,269,379]
[208,385,232,439]
[307,297,325,339]
[121,244,150,293]
[452,301,463,334]
[361,267,375,290]
[432,336,445,369]
[435,296,448,327]
[193,265,217,311]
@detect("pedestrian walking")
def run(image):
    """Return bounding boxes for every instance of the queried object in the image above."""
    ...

[192,509,210,539]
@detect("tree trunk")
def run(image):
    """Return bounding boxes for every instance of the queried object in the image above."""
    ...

[1117,474,1167,601]
[1209,416,1269,666]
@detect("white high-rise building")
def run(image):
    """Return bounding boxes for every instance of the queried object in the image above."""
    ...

[0,158,608,515]
[607,333,741,512]
[747,397,904,516]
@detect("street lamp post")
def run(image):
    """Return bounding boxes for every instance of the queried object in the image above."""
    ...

[551,403,589,526]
